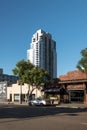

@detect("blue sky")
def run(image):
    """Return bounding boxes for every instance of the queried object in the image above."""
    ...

[0,0,87,77]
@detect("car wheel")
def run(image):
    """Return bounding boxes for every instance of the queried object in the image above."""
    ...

[40,103,43,106]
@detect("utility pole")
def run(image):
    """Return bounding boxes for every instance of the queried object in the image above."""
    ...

[19,84,22,104]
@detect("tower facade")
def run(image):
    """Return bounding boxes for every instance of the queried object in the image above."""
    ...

[27,29,57,79]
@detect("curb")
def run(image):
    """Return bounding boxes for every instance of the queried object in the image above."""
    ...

[56,103,87,109]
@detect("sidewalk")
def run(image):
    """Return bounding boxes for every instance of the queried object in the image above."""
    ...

[56,102,87,108]
[0,101,87,108]
[0,101,28,106]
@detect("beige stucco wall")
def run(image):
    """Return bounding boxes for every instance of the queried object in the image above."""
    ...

[7,83,43,102]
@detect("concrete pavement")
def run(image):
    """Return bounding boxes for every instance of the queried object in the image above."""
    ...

[56,102,87,108]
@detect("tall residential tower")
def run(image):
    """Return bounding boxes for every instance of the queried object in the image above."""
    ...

[27,29,57,79]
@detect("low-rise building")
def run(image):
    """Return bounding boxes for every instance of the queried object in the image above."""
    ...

[7,82,44,103]
[43,70,87,104]
[59,70,87,103]
[0,68,18,85]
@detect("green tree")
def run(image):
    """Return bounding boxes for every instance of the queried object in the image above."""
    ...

[12,59,50,99]
[12,59,34,96]
[30,67,50,93]
[76,48,87,74]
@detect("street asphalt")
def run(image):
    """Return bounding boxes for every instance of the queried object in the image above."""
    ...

[0,103,87,130]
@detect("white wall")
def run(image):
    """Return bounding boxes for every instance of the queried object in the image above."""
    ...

[7,83,43,103]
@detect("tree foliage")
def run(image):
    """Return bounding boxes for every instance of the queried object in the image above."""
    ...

[76,48,87,74]
[31,67,50,88]
[12,59,50,95]
[12,59,34,84]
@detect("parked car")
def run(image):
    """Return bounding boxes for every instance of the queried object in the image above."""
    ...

[28,98,51,106]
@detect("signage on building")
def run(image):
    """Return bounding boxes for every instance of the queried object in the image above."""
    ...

[0,82,7,102]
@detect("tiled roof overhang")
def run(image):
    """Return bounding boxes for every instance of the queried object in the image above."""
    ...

[59,79,87,84]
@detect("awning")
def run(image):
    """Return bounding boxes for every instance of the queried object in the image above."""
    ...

[44,88,61,93]
[43,87,68,95]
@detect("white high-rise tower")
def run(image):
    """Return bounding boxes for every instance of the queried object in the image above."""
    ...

[27,29,57,79]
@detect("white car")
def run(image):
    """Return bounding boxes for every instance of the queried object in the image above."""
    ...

[29,98,51,106]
